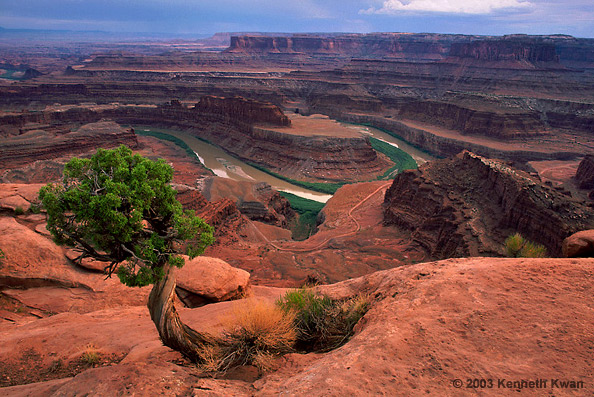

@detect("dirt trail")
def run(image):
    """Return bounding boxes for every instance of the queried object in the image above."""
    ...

[252,182,392,253]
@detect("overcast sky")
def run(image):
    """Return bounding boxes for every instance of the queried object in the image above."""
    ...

[1,0,592,38]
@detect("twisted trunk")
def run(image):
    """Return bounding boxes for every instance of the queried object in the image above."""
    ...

[147,263,218,362]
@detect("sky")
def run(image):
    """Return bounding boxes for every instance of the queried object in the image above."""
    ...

[0,0,593,38]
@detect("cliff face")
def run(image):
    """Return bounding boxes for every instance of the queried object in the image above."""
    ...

[194,96,290,126]
[0,121,138,171]
[449,39,559,63]
[227,33,468,59]
[575,155,594,190]
[0,102,388,183]
[383,151,594,258]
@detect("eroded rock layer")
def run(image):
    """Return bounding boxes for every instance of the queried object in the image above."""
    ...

[0,121,138,171]
[0,102,389,183]
[383,151,594,258]
[195,95,290,126]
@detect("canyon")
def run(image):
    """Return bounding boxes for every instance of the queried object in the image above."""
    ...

[1,31,594,395]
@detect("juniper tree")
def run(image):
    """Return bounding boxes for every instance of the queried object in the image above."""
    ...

[39,145,216,362]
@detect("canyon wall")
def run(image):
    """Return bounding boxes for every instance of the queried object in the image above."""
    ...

[448,39,559,63]
[0,121,138,171]
[194,95,290,126]
[383,151,594,258]
[227,33,469,60]
[0,101,389,183]
[227,33,594,66]
[575,155,594,190]
[324,112,581,162]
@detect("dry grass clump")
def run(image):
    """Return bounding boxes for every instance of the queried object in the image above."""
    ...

[505,233,547,258]
[80,344,101,366]
[277,288,369,352]
[215,299,296,372]
[199,291,369,374]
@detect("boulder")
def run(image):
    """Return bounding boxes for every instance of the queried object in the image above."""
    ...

[562,229,594,257]
[175,256,250,308]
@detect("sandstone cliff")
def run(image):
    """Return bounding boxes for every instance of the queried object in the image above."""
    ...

[449,38,559,63]
[226,33,469,60]
[0,121,138,171]
[383,151,594,258]
[575,155,594,190]
[194,96,290,126]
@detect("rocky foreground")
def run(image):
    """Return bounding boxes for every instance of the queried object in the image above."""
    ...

[0,255,592,396]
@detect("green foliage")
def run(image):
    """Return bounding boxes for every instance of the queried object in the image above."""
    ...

[505,233,547,258]
[14,206,25,216]
[39,145,214,287]
[279,192,325,241]
[29,202,41,214]
[368,137,417,179]
[136,129,200,163]
[277,288,369,352]
[0,248,4,262]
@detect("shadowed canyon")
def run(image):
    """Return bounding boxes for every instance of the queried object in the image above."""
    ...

[1,31,594,395]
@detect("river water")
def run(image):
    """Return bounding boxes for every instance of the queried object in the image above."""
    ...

[140,123,433,203]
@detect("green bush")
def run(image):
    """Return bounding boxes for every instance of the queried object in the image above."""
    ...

[29,202,41,214]
[277,288,369,352]
[505,233,547,258]
[14,206,25,216]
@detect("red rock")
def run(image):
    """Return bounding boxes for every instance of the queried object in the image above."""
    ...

[383,151,594,258]
[575,155,594,190]
[449,38,559,63]
[175,256,250,307]
[0,184,44,212]
[562,230,594,257]
[1,258,593,395]
[195,95,290,126]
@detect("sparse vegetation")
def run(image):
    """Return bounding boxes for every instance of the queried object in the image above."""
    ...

[215,299,296,372]
[277,288,369,352]
[505,233,548,258]
[14,206,25,216]
[29,202,42,214]
[369,137,417,179]
[80,344,101,366]
[201,291,369,374]
[279,192,325,240]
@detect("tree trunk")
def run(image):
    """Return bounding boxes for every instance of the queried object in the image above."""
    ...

[148,262,218,363]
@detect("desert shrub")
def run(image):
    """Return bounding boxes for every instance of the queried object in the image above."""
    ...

[29,202,41,214]
[0,248,4,262]
[505,233,547,258]
[217,299,296,372]
[80,344,100,366]
[277,288,369,352]
[14,207,24,216]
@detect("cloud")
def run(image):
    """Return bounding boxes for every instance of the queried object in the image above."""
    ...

[363,0,532,15]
